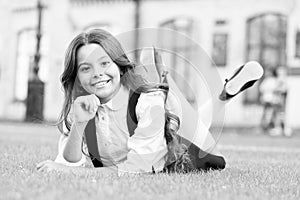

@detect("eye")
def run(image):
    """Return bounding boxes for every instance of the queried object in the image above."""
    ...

[100,60,112,68]
[79,65,91,72]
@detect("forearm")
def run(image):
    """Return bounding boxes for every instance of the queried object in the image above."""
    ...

[67,165,117,176]
[63,122,87,163]
[37,160,118,176]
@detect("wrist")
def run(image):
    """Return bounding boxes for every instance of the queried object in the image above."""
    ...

[73,120,88,128]
[73,115,90,124]
[69,121,88,139]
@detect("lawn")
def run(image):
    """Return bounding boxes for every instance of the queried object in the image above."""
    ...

[0,122,299,200]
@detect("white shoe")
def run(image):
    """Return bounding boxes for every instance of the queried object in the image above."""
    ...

[219,61,264,101]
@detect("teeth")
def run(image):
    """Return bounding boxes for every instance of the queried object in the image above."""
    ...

[95,80,109,88]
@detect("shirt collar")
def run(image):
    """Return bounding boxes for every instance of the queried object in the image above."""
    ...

[101,84,129,111]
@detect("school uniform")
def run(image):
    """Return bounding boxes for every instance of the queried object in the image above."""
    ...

[55,84,226,174]
[55,85,168,175]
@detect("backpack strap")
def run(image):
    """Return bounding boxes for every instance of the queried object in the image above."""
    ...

[84,118,103,167]
[126,88,168,137]
[83,89,140,167]
[127,89,141,137]
[84,89,150,167]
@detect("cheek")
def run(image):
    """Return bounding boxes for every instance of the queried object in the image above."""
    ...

[77,76,92,94]
[77,72,91,85]
[107,65,121,81]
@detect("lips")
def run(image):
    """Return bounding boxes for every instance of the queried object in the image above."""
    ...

[92,80,111,88]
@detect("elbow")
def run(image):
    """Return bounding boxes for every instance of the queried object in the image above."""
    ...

[63,150,83,163]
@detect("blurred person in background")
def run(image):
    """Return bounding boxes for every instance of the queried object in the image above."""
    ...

[271,66,292,137]
[260,69,277,133]
[260,67,292,137]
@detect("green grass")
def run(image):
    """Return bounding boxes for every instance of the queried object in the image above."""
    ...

[0,123,299,200]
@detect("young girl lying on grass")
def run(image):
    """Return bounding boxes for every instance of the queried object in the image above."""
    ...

[37,29,263,175]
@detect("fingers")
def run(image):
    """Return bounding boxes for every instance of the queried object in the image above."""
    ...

[86,98,95,113]
[153,47,162,65]
[154,47,167,70]
[36,160,51,169]
[37,164,48,172]
[73,95,101,122]
[78,95,100,113]
[38,163,55,173]
[36,160,53,171]
[82,98,90,112]
[88,95,100,113]
[91,94,101,111]
[153,47,168,83]
[36,160,63,173]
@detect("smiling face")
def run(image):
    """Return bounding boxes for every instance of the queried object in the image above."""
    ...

[76,43,121,103]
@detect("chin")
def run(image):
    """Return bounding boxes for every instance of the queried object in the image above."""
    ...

[95,89,114,101]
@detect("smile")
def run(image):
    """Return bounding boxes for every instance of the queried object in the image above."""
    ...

[92,80,111,88]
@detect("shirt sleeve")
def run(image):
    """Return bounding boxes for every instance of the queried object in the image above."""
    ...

[117,91,168,175]
[54,133,87,167]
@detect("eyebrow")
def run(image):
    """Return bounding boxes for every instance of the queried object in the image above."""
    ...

[77,62,91,68]
[78,56,109,67]
[97,55,110,62]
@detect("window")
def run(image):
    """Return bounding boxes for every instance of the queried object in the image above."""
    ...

[245,13,287,104]
[159,18,197,103]
[296,31,300,58]
[212,33,228,66]
[14,28,48,101]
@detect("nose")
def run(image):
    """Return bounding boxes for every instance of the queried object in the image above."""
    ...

[93,66,105,78]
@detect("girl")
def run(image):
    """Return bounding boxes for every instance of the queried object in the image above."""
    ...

[37,29,263,175]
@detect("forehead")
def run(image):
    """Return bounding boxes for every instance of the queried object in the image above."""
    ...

[76,43,109,63]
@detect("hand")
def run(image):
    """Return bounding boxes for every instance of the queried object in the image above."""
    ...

[153,47,168,83]
[73,94,101,123]
[37,160,118,176]
[36,160,70,173]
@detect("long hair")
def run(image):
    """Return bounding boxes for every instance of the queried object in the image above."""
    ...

[58,29,140,133]
[58,28,191,173]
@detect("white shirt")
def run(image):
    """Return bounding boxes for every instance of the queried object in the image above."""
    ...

[55,85,168,175]
[260,76,277,103]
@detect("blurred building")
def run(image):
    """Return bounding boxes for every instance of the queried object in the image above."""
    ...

[0,0,300,128]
